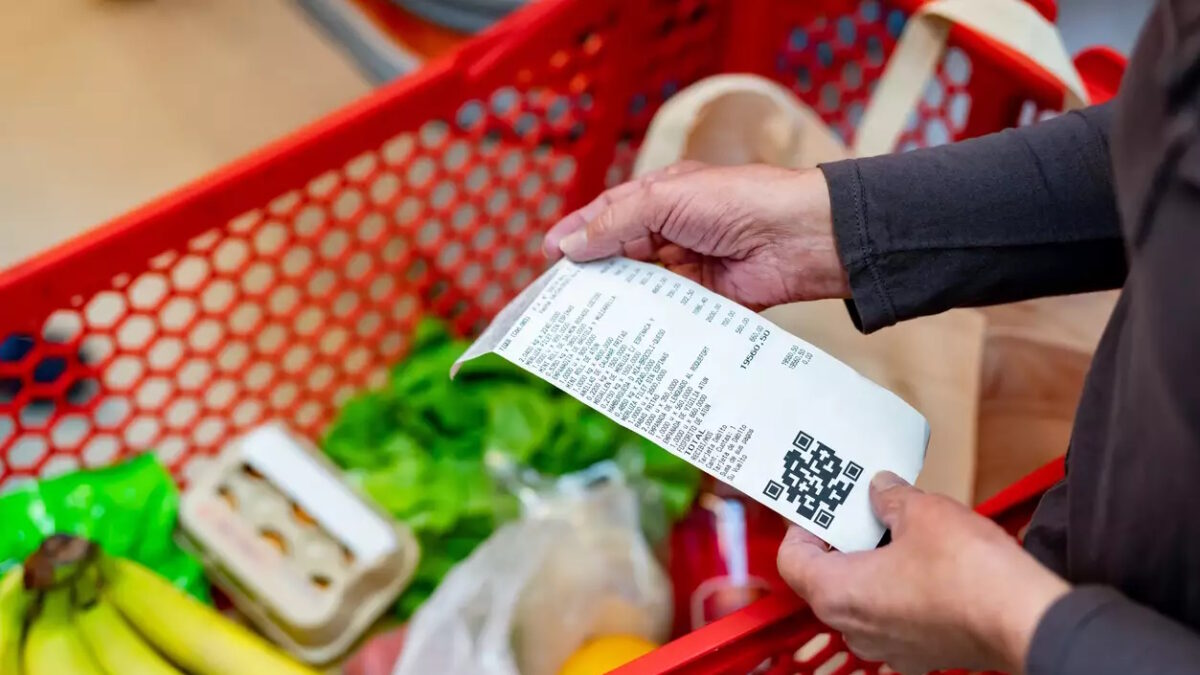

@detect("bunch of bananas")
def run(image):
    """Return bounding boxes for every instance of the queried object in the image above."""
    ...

[1,535,318,675]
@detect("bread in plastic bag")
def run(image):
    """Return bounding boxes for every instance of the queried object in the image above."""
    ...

[393,459,671,675]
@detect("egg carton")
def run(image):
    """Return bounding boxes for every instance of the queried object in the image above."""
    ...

[179,422,418,665]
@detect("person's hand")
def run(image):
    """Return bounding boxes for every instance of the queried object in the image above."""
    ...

[777,472,1070,674]
[543,162,850,310]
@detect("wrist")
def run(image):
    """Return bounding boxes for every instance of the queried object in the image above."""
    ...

[986,569,1071,674]
[779,168,850,301]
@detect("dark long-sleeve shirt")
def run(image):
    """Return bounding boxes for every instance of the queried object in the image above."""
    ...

[820,3,1200,673]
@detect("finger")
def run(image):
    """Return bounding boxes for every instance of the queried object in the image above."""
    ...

[666,262,703,285]
[621,234,657,261]
[891,657,935,675]
[869,471,923,535]
[658,243,702,266]
[776,525,836,597]
[558,182,679,261]
[843,635,888,664]
[542,179,643,259]
[542,161,703,260]
[660,159,707,176]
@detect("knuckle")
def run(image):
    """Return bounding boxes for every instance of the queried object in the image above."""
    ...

[649,188,685,235]
[907,495,934,520]
[909,493,953,523]
[641,177,671,206]
[589,205,619,237]
[880,496,908,524]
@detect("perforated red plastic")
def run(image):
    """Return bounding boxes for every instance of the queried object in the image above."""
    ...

[0,0,1119,671]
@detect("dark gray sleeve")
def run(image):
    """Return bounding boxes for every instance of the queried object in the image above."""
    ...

[1027,586,1200,675]
[819,104,1126,333]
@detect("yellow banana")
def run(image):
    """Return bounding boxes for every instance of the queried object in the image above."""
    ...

[101,557,318,675]
[75,597,182,675]
[0,566,29,675]
[22,587,104,675]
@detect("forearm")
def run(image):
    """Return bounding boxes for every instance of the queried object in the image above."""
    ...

[1025,586,1200,675]
[821,104,1125,332]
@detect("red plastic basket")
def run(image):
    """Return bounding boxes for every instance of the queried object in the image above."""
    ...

[0,0,1119,671]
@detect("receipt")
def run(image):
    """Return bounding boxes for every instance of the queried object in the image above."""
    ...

[453,257,929,552]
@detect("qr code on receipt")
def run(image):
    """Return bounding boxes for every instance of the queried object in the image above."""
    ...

[762,431,862,529]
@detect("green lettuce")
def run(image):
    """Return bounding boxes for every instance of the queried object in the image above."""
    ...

[323,318,700,618]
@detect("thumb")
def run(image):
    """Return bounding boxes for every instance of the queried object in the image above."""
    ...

[869,471,922,534]
[557,183,673,261]
[776,525,834,597]
[543,177,645,259]
[548,162,704,261]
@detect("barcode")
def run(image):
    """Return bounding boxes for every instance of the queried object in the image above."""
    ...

[762,431,862,529]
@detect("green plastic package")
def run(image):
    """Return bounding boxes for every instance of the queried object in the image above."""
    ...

[0,454,210,602]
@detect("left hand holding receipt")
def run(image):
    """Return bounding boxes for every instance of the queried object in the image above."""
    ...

[777,471,1069,674]
[542,162,850,309]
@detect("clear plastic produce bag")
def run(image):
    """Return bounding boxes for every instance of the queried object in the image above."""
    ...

[393,459,672,675]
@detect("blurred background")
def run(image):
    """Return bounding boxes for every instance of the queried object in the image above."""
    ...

[0,0,1153,271]
[1059,0,1151,54]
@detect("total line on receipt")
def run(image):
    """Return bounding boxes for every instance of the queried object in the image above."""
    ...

[452,257,930,553]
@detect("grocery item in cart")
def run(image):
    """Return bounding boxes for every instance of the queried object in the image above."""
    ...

[345,624,409,675]
[454,257,929,553]
[323,317,701,619]
[394,461,671,675]
[667,481,790,636]
[8,534,318,675]
[0,454,210,602]
[558,635,658,675]
[179,422,419,665]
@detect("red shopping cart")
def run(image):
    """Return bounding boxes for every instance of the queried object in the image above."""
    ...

[0,0,1119,671]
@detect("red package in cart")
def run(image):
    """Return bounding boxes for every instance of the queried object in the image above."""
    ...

[667,480,790,637]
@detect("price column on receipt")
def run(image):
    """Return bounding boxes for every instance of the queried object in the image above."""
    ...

[453,257,929,552]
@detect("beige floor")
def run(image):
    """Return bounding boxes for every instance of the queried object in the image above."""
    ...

[0,0,371,270]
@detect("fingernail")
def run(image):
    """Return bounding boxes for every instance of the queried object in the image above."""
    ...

[783,524,831,547]
[559,231,587,258]
[871,471,906,491]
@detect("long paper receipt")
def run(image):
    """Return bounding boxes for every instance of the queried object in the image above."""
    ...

[453,257,929,551]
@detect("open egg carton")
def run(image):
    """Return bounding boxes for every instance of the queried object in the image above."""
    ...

[179,422,419,665]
